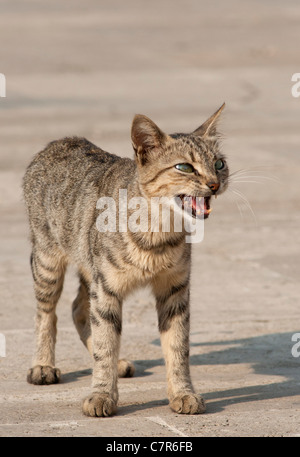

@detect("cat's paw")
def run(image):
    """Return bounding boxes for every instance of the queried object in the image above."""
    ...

[82,392,117,417]
[118,359,135,378]
[170,393,206,415]
[27,365,61,385]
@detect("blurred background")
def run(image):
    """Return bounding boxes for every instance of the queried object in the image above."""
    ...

[1,0,299,164]
[0,0,299,437]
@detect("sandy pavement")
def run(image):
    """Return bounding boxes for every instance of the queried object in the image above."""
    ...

[0,0,299,437]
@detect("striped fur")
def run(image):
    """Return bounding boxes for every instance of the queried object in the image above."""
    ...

[23,105,228,416]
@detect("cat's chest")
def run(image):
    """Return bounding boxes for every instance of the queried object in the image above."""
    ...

[102,242,187,295]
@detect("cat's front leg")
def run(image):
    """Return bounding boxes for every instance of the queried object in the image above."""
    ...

[153,274,206,415]
[82,276,122,417]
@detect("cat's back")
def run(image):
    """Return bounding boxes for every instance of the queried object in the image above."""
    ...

[24,137,118,189]
[23,137,135,244]
[23,136,134,202]
[23,136,136,257]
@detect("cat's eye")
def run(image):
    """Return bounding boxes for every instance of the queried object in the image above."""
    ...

[214,159,225,171]
[175,163,195,173]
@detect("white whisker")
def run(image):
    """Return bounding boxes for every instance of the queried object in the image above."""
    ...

[229,187,258,225]
[224,165,279,224]
[226,190,245,220]
[229,179,276,185]
[230,179,264,184]
[228,167,280,184]
[229,176,280,184]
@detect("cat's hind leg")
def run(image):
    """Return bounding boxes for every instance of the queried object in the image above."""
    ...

[27,247,67,385]
[117,358,135,378]
[72,274,93,354]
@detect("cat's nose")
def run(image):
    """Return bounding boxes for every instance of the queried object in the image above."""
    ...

[207,182,220,194]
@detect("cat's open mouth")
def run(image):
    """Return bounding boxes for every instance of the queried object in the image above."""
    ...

[177,195,211,219]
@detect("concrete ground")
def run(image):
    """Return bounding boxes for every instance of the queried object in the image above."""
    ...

[0,0,299,437]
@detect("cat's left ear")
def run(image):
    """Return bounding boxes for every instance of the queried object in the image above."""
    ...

[131,114,167,165]
[193,103,225,138]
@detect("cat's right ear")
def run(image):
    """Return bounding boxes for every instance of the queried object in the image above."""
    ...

[131,115,167,165]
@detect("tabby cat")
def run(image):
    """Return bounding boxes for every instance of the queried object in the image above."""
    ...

[23,104,228,417]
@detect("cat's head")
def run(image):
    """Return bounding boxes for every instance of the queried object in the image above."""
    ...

[131,104,228,219]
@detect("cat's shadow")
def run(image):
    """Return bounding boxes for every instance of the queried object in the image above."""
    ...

[62,331,299,414]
